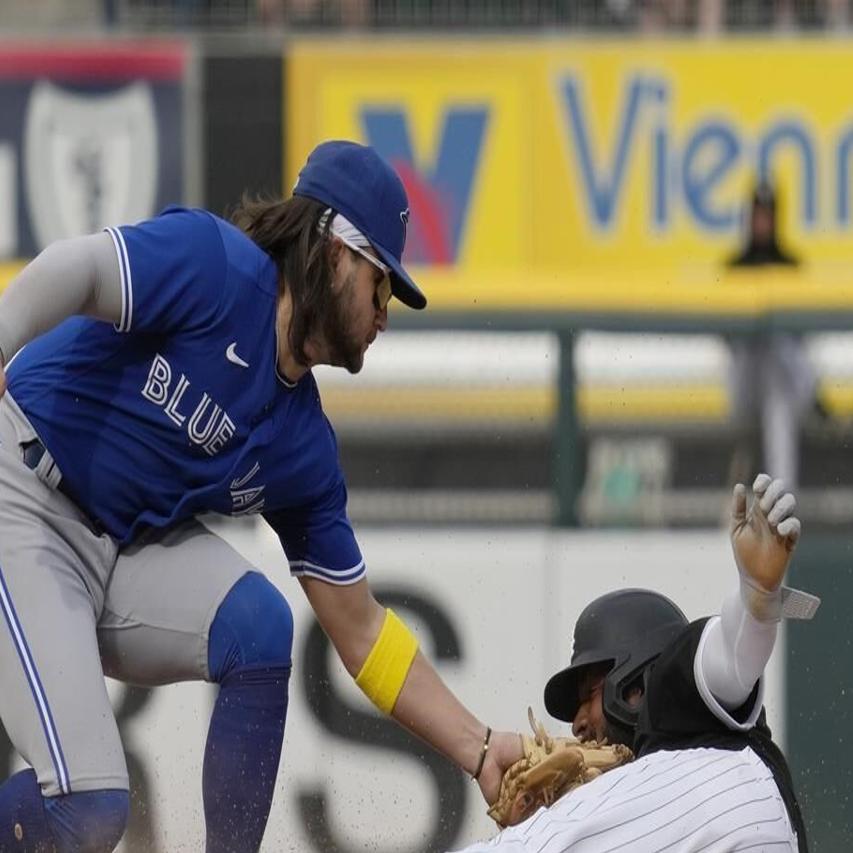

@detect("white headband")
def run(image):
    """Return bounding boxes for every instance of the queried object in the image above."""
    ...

[318,208,370,247]
[320,208,390,274]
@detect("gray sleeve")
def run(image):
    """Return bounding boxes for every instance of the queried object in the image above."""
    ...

[0,231,123,365]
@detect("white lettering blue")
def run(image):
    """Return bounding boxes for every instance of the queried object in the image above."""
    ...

[141,354,235,457]
[142,354,171,406]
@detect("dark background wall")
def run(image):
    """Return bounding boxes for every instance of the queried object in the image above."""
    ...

[202,52,283,216]
[787,534,853,851]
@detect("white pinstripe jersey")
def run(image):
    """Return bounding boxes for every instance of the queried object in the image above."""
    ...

[455,746,796,853]
[455,619,804,853]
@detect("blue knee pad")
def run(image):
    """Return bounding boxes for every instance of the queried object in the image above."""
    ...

[44,789,129,853]
[208,572,293,683]
[204,577,292,852]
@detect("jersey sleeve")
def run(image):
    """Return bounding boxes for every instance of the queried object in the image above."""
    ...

[263,478,365,586]
[105,207,228,334]
[635,618,765,754]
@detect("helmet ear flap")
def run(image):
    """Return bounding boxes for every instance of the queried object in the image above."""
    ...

[599,619,686,743]
[601,658,646,738]
[603,716,636,748]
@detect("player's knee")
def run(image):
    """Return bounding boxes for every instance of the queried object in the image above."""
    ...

[44,789,129,853]
[208,571,293,682]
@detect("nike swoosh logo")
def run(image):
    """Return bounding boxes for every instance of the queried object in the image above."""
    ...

[226,342,249,368]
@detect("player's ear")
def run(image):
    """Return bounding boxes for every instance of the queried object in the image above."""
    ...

[625,685,644,708]
[328,236,346,273]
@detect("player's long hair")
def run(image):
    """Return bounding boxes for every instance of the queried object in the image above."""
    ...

[231,195,334,367]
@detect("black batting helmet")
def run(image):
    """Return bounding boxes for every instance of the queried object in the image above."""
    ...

[544,589,688,738]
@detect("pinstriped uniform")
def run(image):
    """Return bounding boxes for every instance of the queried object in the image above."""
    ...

[454,619,804,853]
[456,747,796,852]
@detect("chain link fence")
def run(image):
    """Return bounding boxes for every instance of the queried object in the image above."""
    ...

[110,0,843,31]
[0,0,847,32]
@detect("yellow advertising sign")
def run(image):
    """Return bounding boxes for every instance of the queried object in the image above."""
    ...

[288,42,537,272]
[287,39,853,313]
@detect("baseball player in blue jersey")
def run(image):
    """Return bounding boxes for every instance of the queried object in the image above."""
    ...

[455,475,814,852]
[0,140,523,852]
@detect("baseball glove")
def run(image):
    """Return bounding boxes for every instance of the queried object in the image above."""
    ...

[487,708,633,828]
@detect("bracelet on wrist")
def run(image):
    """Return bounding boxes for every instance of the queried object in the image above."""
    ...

[471,726,492,781]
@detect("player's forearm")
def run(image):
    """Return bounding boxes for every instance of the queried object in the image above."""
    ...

[301,577,488,774]
[700,587,777,709]
[338,606,487,774]
[391,650,488,776]
[301,574,490,776]
[298,576,388,677]
[0,232,122,365]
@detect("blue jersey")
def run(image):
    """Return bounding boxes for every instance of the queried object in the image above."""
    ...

[8,208,364,585]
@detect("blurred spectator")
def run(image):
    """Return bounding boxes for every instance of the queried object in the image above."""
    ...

[824,0,850,26]
[173,0,213,26]
[722,0,824,29]
[728,182,798,266]
[638,0,691,31]
[0,0,101,29]
[696,0,724,31]
[121,0,263,27]
[725,180,818,491]
[259,0,369,26]
[14,0,842,31]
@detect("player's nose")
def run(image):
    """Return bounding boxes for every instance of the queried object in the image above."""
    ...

[572,707,589,741]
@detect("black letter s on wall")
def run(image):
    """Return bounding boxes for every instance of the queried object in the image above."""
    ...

[298,586,467,853]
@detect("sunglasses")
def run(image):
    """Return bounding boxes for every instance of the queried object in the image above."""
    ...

[342,240,393,312]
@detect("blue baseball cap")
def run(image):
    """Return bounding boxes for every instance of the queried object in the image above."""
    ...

[293,140,426,310]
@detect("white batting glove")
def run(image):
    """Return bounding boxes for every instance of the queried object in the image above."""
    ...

[730,474,801,621]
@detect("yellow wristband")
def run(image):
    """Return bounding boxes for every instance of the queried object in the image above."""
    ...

[355,608,419,715]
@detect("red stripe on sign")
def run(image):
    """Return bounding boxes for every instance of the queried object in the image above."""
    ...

[0,41,186,80]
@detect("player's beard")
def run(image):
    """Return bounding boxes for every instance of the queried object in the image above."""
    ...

[322,268,365,374]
